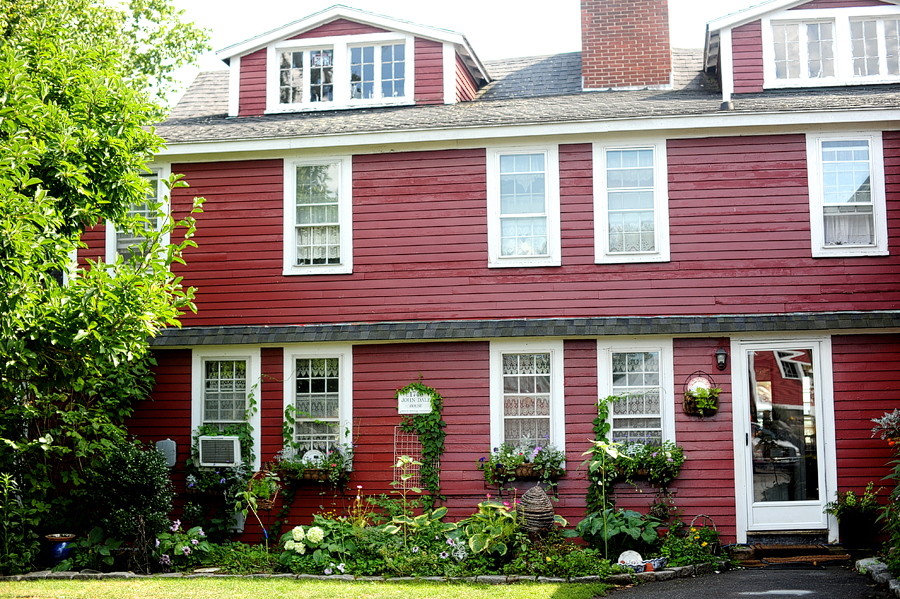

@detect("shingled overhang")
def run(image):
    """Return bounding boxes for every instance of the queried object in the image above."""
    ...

[149,311,900,347]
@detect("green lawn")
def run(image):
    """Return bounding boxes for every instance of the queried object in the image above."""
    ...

[0,579,611,599]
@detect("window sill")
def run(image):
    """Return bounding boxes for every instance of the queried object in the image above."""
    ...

[267,98,413,114]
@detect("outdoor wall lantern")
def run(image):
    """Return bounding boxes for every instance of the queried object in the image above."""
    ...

[715,347,728,371]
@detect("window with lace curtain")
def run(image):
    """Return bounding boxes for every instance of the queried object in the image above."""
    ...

[284,157,353,275]
[807,132,887,258]
[490,340,565,453]
[593,140,670,264]
[282,345,353,460]
[105,166,170,265]
[597,340,675,446]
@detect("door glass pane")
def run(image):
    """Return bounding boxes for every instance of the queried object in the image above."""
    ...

[748,349,818,503]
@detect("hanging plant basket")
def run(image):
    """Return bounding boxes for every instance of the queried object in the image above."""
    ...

[682,370,720,417]
[496,463,564,480]
[247,470,280,510]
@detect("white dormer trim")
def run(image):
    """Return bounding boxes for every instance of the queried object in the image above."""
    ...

[217,5,489,85]
[443,43,456,104]
[228,56,240,118]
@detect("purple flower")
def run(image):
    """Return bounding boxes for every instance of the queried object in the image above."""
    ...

[197,529,205,537]
[191,539,199,545]
[159,554,171,566]
[182,546,191,555]
[220,478,226,485]
[446,538,455,546]
[155,538,160,548]
[324,567,332,575]
[439,551,449,559]
[170,519,181,532]
[652,452,658,458]
[412,546,419,553]
[337,563,345,573]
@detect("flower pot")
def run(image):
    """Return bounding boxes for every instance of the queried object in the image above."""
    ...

[683,393,719,417]
[45,535,76,565]
[302,468,331,482]
[496,463,563,481]
[839,512,879,550]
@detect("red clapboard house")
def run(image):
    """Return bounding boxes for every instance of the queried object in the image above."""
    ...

[81,0,900,544]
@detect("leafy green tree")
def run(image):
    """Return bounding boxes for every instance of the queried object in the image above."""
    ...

[0,0,207,573]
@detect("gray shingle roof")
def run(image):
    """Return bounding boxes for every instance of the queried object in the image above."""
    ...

[157,48,900,146]
[149,311,900,346]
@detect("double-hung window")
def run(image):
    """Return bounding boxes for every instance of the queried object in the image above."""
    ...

[593,141,669,263]
[283,345,352,460]
[597,340,674,445]
[105,167,170,264]
[850,18,900,78]
[192,348,262,471]
[806,132,888,257]
[771,21,835,81]
[269,35,413,112]
[490,340,565,453]
[283,157,353,275]
[350,43,405,100]
[486,147,561,268]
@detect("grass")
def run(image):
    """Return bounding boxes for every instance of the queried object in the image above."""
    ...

[0,579,611,599]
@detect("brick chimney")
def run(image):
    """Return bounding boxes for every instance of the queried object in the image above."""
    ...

[581,0,672,90]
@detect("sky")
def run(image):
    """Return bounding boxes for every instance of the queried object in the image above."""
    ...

[168,0,768,103]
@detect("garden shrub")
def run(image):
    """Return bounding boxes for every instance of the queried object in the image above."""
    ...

[87,440,174,540]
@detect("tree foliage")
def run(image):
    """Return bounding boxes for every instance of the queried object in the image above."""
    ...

[0,0,207,573]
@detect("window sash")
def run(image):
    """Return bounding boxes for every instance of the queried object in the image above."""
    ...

[609,351,663,445]
[293,357,341,453]
[501,353,552,450]
[295,164,341,265]
[606,148,656,254]
[499,153,548,257]
[820,139,875,247]
[772,21,835,80]
[116,173,160,261]
[203,359,248,424]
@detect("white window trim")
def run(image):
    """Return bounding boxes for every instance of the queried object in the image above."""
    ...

[761,7,900,89]
[593,140,670,264]
[486,145,562,268]
[489,339,566,454]
[191,347,262,472]
[266,33,414,113]
[282,344,353,458]
[104,165,171,264]
[283,156,353,275]
[806,131,888,258]
[596,338,675,443]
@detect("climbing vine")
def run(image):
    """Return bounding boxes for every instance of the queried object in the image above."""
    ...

[396,380,446,510]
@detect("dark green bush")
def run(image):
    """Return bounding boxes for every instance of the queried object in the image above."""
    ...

[87,441,174,540]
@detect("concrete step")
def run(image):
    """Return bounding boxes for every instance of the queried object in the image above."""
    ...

[729,543,850,568]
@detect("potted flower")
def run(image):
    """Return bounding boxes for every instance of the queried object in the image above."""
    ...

[824,481,882,550]
[608,441,686,489]
[478,441,565,486]
[273,443,353,487]
[683,386,720,417]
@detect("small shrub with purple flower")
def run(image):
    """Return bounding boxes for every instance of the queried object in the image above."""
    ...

[154,519,211,571]
[478,440,566,486]
[608,440,685,489]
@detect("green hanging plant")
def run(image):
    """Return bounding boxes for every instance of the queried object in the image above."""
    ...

[395,380,446,510]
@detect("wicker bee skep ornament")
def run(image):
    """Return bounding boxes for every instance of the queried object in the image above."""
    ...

[517,485,555,533]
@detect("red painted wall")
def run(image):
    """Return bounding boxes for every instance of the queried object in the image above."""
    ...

[239,48,267,117]
[160,134,900,327]
[456,54,478,102]
[289,18,387,39]
[791,0,890,8]
[415,37,443,105]
[732,20,764,94]
[832,334,900,495]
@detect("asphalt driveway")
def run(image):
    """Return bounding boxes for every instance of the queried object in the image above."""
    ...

[610,564,890,599]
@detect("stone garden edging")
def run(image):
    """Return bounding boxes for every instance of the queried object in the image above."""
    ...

[857,557,900,598]
[0,560,729,584]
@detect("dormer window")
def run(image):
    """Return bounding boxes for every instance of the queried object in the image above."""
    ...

[772,21,834,80]
[350,44,405,99]
[850,18,900,77]
[268,33,413,112]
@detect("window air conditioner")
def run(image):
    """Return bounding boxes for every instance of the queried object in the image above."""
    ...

[198,436,241,467]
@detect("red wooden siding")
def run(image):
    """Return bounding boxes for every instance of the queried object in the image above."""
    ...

[79,224,105,267]
[239,48,267,117]
[260,348,284,465]
[289,18,388,39]
[560,340,599,520]
[414,37,443,105]
[126,349,193,488]
[455,54,478,102]
[672,338,736,541]
[158,134,900,327]
[832,334,899,497]
[791,0,890,8]
[732,20,764,94]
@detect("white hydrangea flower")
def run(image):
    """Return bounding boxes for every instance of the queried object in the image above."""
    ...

[291,526,305,542]
[306,526,325,544]
[284,540,296,551]
[295,542,306,555]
